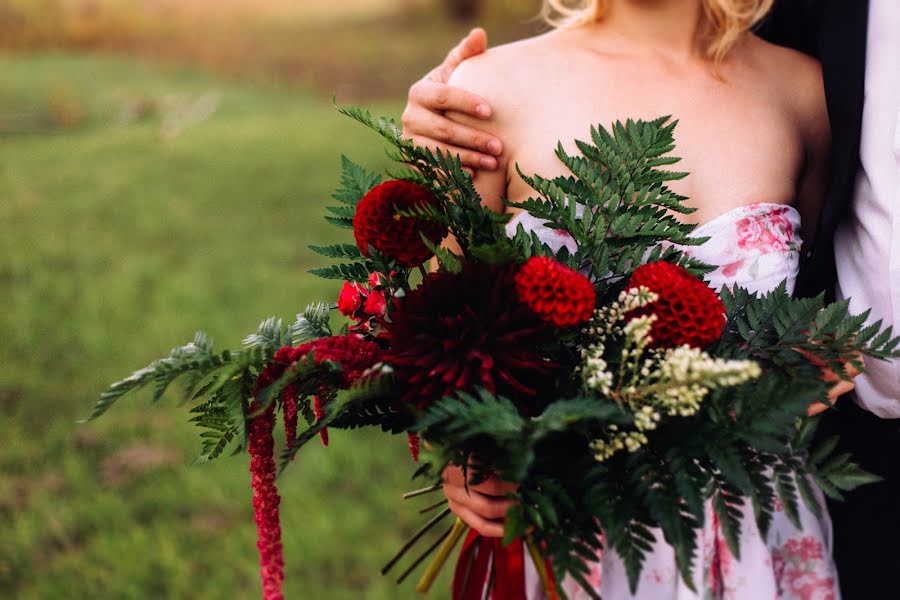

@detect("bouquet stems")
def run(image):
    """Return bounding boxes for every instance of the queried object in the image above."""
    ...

[526,535,559,600]
[416,517,469,594]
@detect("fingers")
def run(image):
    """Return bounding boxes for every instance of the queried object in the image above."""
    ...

[401,104,501,170]
[440,462,518,538]
[449,501,506,538]
[807,402,828,417]
[844,360,862,379]
[443,482,515,521]
[407,79,494,120]
[440,463,518,495]
[432,28,489,83]
[403,135,499,171]
[806,371,857,416]
[827,379,855,400]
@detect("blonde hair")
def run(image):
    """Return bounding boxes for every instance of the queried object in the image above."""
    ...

[541,0,775,63]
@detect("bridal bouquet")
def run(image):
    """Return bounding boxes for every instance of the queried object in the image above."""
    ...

[91,108,899,600]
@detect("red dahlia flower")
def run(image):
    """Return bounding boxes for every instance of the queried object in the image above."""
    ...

[383,262,557,409]
[353,180,447,267]
[625,261,726,349]
[515,256,596,327]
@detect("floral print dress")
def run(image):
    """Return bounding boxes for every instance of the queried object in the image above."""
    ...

[507,203,840,600]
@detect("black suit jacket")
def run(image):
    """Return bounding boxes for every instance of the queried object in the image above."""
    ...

[759,7,900,596]
[756,0,869,300]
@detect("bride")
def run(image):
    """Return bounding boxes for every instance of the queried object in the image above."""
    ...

[402,1,853,598]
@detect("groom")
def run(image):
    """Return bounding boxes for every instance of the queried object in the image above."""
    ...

[400,1,899,596]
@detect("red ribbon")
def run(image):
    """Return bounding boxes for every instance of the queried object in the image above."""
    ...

[452,531,526,600]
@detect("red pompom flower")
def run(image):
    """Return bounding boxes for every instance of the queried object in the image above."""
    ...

[625,261,726,349]
[353,180,447,267]
[515,256,596,327]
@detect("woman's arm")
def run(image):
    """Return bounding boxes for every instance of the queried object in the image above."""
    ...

[792,55,831,245]
[432,55,517,537]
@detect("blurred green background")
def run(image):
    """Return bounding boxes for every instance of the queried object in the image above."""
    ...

[0,1,542,598]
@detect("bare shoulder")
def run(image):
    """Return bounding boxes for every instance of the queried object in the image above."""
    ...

[745,35,828,137]
[448,32,554,88]
[447,32,558,124]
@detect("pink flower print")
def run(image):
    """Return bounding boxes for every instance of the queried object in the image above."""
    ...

[773,551,787,595]
[773,496,785,513]
[721,259,745,278]
[735,208,794,253]
[786,569,836,600]
[774,537,835,600]
[784,537,825,562]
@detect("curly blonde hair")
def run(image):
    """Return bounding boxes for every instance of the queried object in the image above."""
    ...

[541,0,775,62]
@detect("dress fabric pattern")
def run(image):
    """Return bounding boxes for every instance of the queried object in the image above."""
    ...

[506,203,839,600]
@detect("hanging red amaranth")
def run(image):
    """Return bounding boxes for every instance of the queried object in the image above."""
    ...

[625,261,726,349]
[313,395,329,447]
[246,335,380,600]
[514,256,596,328]
[407,432,420,462]
[249,362,287,600]
[282,383,298,460]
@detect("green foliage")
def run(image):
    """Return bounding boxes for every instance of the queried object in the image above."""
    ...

[89,331,233,421]
[291,302,333,343]
[508,118,714,289]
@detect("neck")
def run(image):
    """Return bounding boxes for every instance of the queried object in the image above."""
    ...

[590,0,708,59]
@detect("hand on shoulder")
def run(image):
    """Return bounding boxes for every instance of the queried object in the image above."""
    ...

[401,28,504,170]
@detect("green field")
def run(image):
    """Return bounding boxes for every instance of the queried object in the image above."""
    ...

[0,53,454,599]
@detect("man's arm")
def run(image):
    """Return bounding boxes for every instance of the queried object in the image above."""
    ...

[401,28,503,171]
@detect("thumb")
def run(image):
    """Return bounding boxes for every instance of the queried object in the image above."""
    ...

[433,27,489,82]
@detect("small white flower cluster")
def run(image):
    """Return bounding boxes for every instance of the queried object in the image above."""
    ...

[582,343,614,395]
[580,287,762,463]
[655,346,761,417]
[590,425,649,462]
[580,286,659,396]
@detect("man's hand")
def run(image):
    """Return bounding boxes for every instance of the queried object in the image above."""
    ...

[401,28,503,171]
[805,353,862,416]
[441,461,518,538]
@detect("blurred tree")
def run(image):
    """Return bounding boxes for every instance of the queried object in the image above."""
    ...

[444,0,482,21]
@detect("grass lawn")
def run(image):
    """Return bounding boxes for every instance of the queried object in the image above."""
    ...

[0,53,454,599]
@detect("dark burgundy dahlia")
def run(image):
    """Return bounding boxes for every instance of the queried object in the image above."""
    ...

[382,262,557,409]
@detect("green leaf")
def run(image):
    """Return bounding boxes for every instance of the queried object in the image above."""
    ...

[291,303,332,343]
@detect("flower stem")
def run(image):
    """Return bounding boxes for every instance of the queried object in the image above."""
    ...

[382,506,452,575]
[525,535,557,600]
[396,521,455,584]
[416,517,468,594]
[419,498,450,514]
[402,483,443,500]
